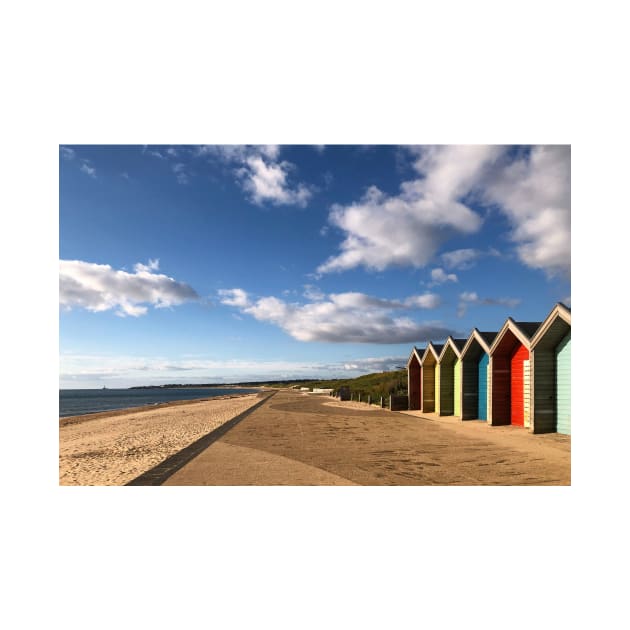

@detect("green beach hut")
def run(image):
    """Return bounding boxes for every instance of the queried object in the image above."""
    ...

[437,337,468,417]
[530,303,571,434]
[421,343,443,414]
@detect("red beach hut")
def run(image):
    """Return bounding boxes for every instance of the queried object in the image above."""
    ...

[488,319,541,428]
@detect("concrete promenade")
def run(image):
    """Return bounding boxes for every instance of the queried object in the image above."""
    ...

[159,389,570,485]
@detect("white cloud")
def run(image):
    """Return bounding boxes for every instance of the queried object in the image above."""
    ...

[403,293,442,309]
[218,288,251,308]
[80,162,96,178]
[237,155,312,207]
[429,268,458,285]
[483,145,570,277]
[318,145,570,279]
[60,147,75,160]
[202,145,314,207]
[456,291,521,318]
[60,259,198,317]
[219,288,454,344]
[318,145,504,273]
[134,259,160,273]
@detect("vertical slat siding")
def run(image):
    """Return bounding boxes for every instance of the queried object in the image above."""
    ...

[435,364,441,415]
[491,355,511,425]
[510,345,529,426]
[408,360,421,410]
[439,361,454,415]
[523,360,531,428]
[556,333,571,435]
[478,353,489,420]
[532,348,556,433]
[454,359,461,417]
[462,356,478,420]
[423,363,435,413]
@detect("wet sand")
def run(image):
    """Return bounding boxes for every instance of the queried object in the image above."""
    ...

[59,393,264,486]
[164,389,571,485]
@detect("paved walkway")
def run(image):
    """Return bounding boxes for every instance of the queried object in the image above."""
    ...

[163,389,571,485]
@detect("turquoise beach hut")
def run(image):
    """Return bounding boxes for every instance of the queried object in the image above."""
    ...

[459,329,497,421]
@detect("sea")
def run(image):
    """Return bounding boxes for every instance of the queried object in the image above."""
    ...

[59,387,262,418]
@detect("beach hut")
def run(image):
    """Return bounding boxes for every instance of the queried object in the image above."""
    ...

[530,303,571,434]
[421,343,443,413]
[488,319,542,428]
[437,337,467,416]
[407,346,425,411]
[460,329,497,421]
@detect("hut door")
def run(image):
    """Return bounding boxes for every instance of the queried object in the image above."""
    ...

[523,360,531,429]
[510,345,528,426]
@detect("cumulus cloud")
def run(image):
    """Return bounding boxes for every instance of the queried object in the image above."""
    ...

[237,155,312,207]
[482,145,570,277]
[60,259,198,317]
[318,145,570,279]
[318,145,504,273]
[219,288,454,344]
[201,145,314,207]
[456,291,521,318]
[429,268,458,285]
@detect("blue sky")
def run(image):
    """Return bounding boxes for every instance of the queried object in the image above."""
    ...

[59,145,570,388]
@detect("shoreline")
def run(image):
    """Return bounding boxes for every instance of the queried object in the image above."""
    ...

[59,391,268,427]
[59,392,267,486]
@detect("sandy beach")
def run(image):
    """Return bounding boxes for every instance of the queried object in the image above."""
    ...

[59,393,263,486]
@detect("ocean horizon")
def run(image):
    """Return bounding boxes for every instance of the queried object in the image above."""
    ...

[59,387,262,418]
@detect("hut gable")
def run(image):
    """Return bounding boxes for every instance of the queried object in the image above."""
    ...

[531,303,571,350]
[489,318,542,355]
[461,329,498,360]
[439,336,467,362]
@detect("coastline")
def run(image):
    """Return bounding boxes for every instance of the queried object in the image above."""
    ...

[59,392,266,486]
[59,391,266,427]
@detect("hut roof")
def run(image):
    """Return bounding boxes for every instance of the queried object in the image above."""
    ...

[514,321,543,339]
[452,338,468,351]
[478,331,497,346]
